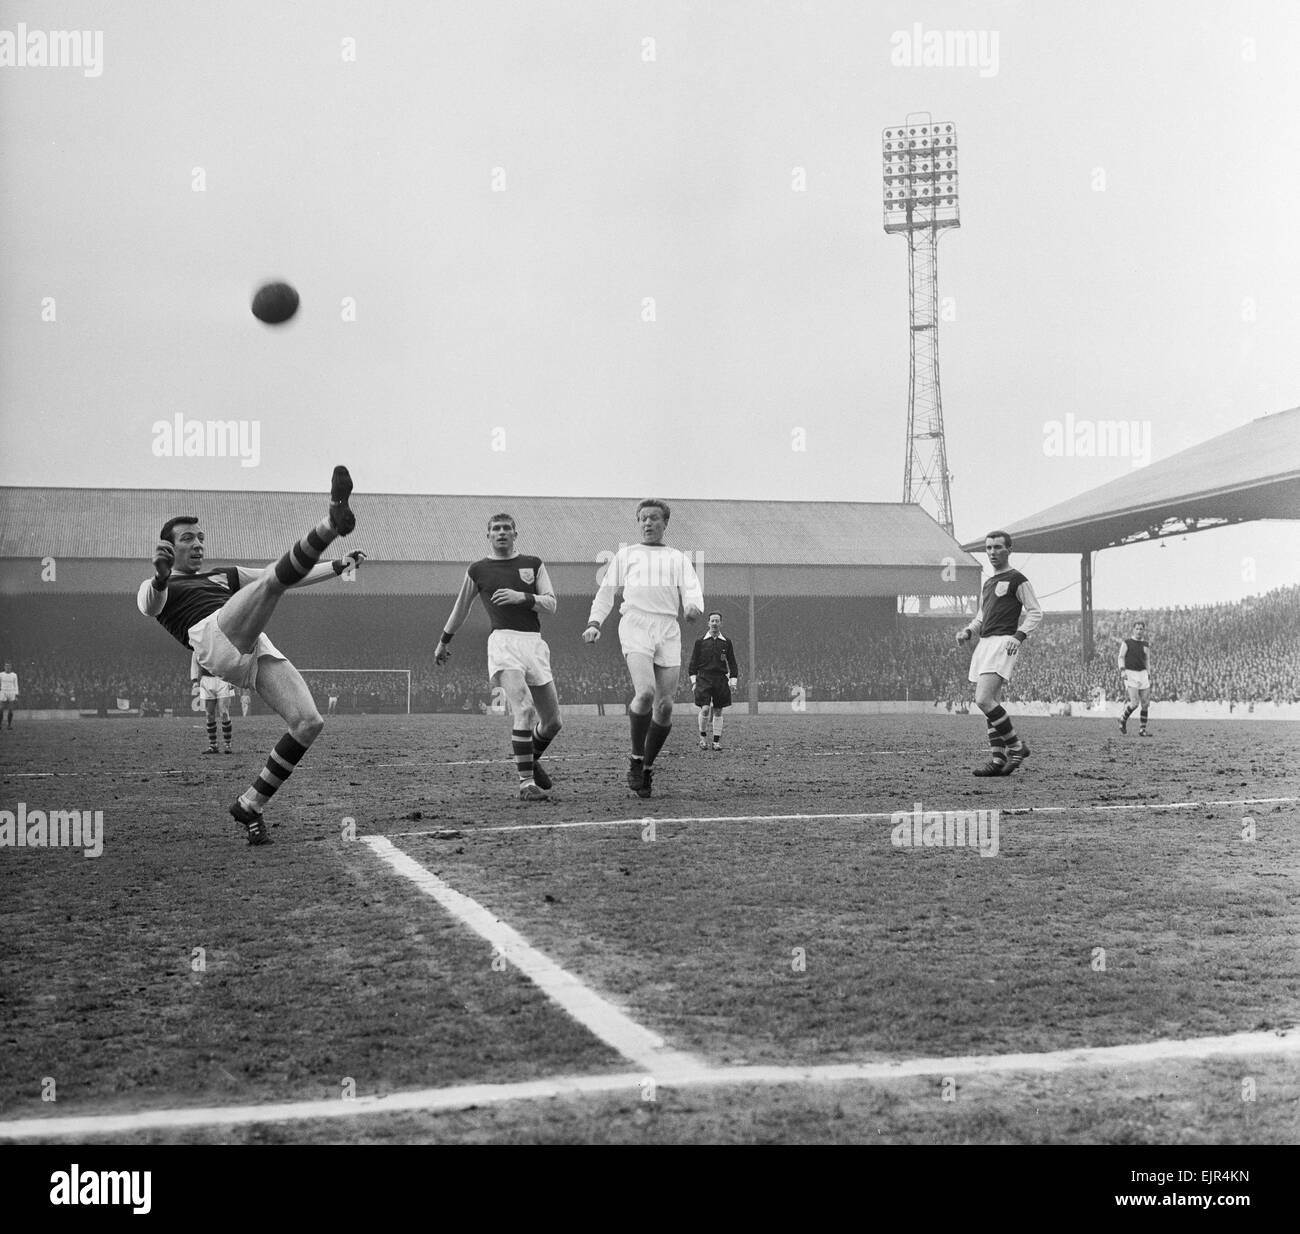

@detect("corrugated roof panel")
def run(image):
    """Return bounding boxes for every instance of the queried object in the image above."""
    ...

[0,490,979,568]
[960,407,1300,553]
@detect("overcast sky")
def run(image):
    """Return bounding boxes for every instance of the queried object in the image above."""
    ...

[2,0,1296,610]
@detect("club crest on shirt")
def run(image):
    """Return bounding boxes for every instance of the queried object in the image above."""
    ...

[518,568,535,584]
[994,580,1010,597]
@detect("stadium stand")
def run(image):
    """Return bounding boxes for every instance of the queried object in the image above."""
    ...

[3,586,1296,712]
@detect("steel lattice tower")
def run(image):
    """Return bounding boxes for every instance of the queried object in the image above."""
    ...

[883,116,959,537]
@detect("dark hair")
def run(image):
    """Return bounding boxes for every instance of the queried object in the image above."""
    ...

[708,610,722,621]
[636,498,670,523]
[487,512,516,531]
[160,516,199,543]
[985,530,1012,549]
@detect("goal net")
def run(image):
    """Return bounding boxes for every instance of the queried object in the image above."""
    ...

[298,668,412,715]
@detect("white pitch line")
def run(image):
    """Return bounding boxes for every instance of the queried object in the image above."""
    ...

[369,754,614,770]
[361,835,705,1078]
[388,795,1300,839]
[0,1071,646,1140]
[372,752,913,769]
[4,770,192,778]
[1,1027,1294,1140]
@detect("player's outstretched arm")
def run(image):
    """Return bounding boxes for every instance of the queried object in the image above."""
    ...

[585,547,622,640]
[436,571,478,665]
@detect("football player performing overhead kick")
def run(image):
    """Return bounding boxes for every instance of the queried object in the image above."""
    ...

[435,512,563,801]
[137,466,366,845]
[583,499,704,799]
[956,529,1043,776]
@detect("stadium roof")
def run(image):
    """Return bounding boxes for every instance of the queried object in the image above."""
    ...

[961,406,1300,555]
[1,489,979,568]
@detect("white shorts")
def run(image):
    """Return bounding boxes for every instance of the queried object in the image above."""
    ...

[188,613,287,691]
[968,635,1021,683]
[198,675,235,702]
[619,610,682,668]
[487,630,554,687]
[0,692,15,704]
[1123,669,1151,692]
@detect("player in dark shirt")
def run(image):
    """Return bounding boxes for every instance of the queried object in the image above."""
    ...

[688,612,739,750]
[435,513,562,800]
[956,530,1043,776]
[1116,620,1153,735]
[137,466,365,845]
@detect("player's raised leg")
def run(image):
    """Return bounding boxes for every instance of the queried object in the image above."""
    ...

[528,679,562,791]
[217,465,355,653]
[228,657,325,844]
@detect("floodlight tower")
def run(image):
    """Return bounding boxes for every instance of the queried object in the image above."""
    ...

[883,115,959,537]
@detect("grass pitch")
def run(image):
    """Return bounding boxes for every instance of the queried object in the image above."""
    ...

[1,713,1296,1143]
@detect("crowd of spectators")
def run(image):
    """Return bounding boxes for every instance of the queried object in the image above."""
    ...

[2,585,1296,712]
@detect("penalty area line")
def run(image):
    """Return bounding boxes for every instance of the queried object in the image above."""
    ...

[1,1027,1294,1140]
[360,836,704,1078]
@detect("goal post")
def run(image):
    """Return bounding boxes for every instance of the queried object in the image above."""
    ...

[298,668,412,715]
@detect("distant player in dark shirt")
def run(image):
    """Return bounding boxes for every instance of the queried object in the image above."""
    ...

[435,513,562,800]
[137,466,365,845]
[1116,620,1153,736]
[956,530,1043,776]
[688,612,739,751]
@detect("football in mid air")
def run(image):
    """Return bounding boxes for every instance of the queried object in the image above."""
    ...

[251,281,300,325]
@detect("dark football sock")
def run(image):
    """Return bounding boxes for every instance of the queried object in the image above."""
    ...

[644,720,672,766]
[629,708,651,758]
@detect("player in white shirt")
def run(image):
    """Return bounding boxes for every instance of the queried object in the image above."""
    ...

[0,661,18,729]
[583,499,703,797]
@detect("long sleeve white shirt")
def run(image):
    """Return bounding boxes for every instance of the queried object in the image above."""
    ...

[588,544,704,625]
